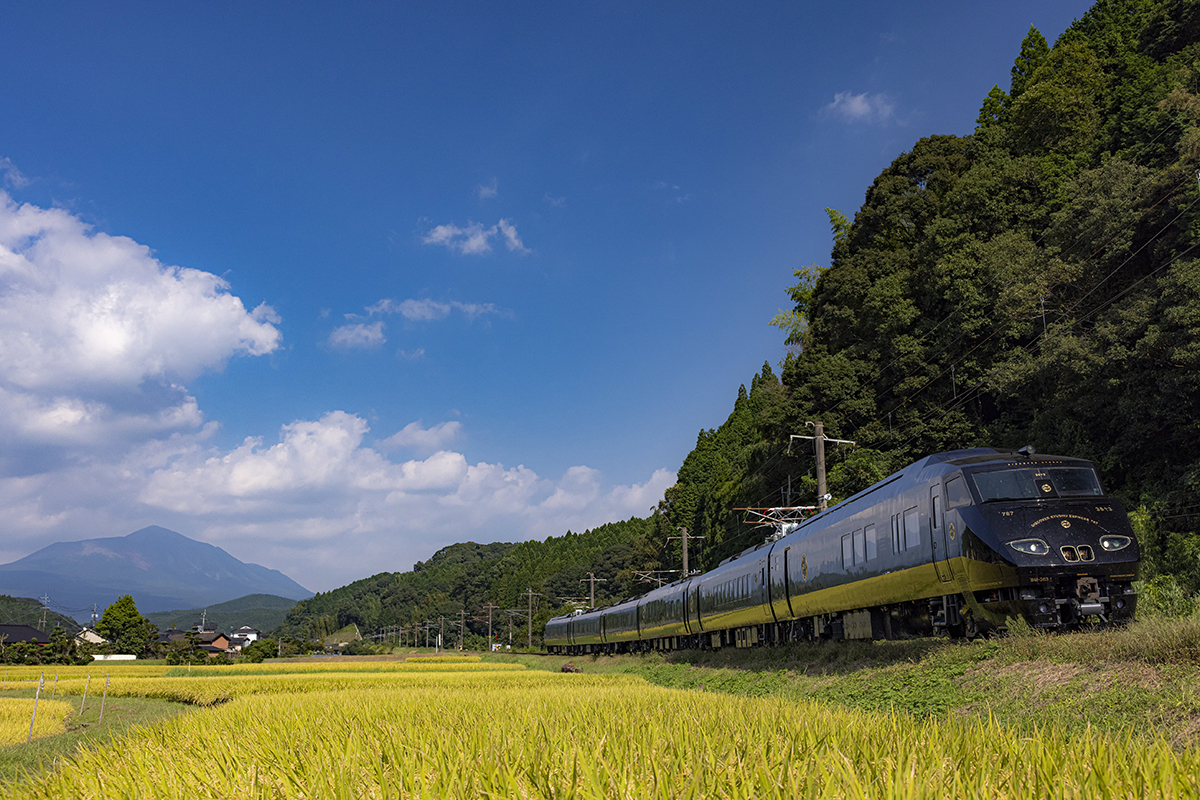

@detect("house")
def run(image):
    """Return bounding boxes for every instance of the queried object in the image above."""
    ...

[233,626,261,643]
[0,624,49,645]
[76,628,106,645]
[157,627,231,656]
[197,630,231,651]
[156,628,188,644]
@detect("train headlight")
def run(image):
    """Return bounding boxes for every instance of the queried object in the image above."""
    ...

[1008,538,1050,555]
[1100,535,1131,551]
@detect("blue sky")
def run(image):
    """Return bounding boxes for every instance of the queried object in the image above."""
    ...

[0,2,1091,592]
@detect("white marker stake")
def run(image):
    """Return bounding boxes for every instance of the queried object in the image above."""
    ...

[79,674,90,715]
[27,673,44,743]
[98,674,109,724]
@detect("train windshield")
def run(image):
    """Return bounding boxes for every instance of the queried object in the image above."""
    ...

[970,467,1103,502]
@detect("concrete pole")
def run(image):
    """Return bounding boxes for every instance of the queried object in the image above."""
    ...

[815,421,828,512]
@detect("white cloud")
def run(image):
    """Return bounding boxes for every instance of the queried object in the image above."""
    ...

[397,348,425,360]
[327,321,385,349]
[495,219,528,253]
[366,298,500,322]
[127,411,674,588]
[422,219,530,255]
[0,158,29,189]
[543,193,566,208]
[477,178,498,199]
[379,420,462,451]
[0,191,281,391]
[0,190,279,458]
[0,407,676,591]
[823,92,895,124]
[0,186,674,597]
[397,299,451,321]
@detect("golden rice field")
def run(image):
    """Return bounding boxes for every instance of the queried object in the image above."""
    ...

[4,660,1199,798]
[0,699,74,746]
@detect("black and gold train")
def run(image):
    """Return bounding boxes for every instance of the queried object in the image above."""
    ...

[545,448,1140,652]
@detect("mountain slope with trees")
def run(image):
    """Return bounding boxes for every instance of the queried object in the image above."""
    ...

[671,0,1200,586]
[278,517,676,643]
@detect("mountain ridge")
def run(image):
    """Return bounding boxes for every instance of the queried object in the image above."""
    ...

[0,526,312,621]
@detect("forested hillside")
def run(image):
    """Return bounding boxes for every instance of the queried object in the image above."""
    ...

[283,0,1200,642]
[671,0,1200,587]
[278,517,675,643]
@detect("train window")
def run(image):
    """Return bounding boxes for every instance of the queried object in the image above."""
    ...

[971,466,1102,501]
[903,507,920,549]
[852,528,865,564]
[931,491,941,528]
[1048,468,1103,496]
[971,469,1040,501]
[842,534,853,569]
[891,515,901,553]
[945,476,971,509]
[864,524,877,561]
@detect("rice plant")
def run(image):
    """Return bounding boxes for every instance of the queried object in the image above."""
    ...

[9,674,1197,799]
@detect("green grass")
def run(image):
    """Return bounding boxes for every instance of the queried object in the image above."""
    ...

[0,691,193,784]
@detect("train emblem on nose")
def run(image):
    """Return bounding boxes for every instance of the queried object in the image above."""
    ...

[800,554,808,582]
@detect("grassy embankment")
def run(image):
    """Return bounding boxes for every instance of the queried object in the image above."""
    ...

[491,614,1200,746]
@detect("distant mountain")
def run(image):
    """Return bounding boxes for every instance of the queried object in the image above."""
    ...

[0,526,313,621]
[143,593,298,635]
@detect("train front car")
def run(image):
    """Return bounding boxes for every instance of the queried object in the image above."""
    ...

[949,450,1139,631]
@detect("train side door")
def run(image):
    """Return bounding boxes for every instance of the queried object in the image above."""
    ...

[930,483,954,582]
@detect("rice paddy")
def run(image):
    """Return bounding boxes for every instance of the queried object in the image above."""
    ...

[1,656,1197,798]
[0,700,74,746]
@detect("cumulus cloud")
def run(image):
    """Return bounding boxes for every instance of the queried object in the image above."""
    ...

[822,92,895,124]
[128,411,674,587]
[477,178,498,199]
[0,406,676,590]
[422,219,530,255]
[379,420,462,451]
[327,321,386,349]
[0,190,279,458]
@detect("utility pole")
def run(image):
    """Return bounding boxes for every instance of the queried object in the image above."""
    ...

[789,422,855,512]
[458,610,466,651]
[520,588,542,649]
[481,603,498,652]
[579,573,608,608]
[39,595,49,632]
[667,527,705,577]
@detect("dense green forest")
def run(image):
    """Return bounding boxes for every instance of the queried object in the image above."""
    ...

[283,0,1200,644]
[278,517,674,645]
